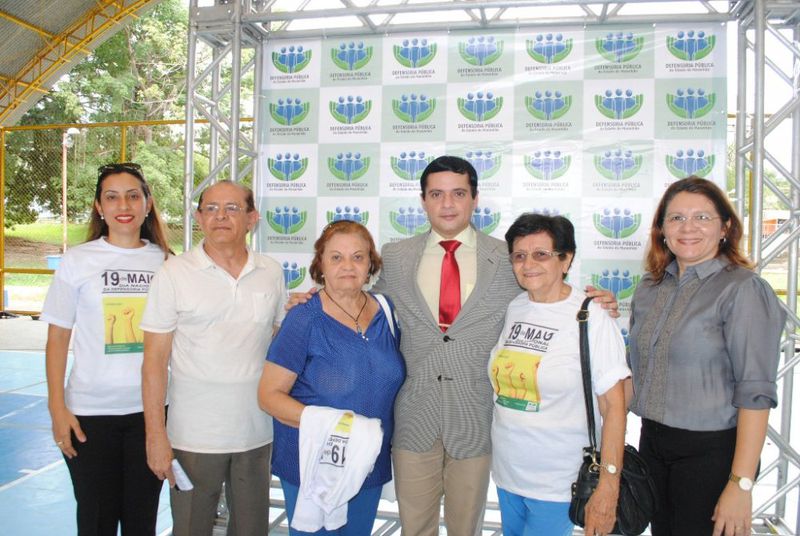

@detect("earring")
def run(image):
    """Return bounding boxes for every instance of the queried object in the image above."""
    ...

[100,214,105,220]
[720,237,727,245]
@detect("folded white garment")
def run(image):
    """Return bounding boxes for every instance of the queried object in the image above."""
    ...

[292,405,383,532]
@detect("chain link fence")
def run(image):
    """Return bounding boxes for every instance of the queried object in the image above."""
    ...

[2,121,198,313]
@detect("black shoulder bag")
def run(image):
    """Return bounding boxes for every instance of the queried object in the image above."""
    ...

[568,297,657,536]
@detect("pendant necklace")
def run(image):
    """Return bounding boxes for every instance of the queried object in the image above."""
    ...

[322,288,368,340]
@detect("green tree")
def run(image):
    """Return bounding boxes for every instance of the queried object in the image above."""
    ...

[4,0,190,227]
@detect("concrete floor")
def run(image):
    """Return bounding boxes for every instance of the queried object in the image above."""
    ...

[0,314,50,351]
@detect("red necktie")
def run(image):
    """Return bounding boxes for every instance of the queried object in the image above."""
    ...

[439,240,462,332]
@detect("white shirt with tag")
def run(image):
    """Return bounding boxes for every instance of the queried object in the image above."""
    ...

[293,406,383,532]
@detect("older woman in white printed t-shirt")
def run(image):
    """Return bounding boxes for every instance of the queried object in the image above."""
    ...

[488,212,630,536]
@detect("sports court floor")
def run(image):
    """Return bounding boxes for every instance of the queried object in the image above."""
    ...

[0,317,396,535]
[2,316,793,535]
[0,348,174,535]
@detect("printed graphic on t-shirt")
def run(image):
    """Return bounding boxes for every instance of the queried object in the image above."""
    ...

[490,321,559,412]
[491,348,543,411]
[319,412,353,467]
[100,269,154,354]
[502,321,557,353]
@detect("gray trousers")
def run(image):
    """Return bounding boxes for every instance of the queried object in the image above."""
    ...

[170,443,272,536]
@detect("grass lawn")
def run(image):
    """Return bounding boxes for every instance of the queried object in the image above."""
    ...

[4,222,192,288]
[5,222,190,252]
[762,270,799,299]
[5,222,89,247]
[5,275,53,289]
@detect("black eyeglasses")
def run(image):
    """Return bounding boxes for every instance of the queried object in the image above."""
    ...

[97,162,143,180]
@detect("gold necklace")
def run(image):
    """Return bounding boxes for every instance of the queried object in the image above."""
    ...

[322,288,368,339]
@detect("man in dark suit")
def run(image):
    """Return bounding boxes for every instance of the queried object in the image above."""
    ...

[373,156,615,535]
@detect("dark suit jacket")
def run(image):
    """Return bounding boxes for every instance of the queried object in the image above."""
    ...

[373,228,521,458]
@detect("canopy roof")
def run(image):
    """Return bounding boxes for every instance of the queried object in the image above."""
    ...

[0,0,162,126]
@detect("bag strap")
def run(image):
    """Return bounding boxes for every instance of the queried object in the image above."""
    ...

[374,293,397,340]
[577,296,597,452]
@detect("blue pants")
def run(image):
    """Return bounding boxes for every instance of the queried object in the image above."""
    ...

[281,480,382,535]
[497,487,573,536]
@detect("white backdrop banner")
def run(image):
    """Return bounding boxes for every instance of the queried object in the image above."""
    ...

[256,25,727,326]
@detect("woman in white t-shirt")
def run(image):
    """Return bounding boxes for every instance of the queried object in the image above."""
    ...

[41,163,171,536]
[489,213,630,536]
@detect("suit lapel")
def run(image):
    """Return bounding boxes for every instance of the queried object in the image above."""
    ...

[455,230,502,326]
[400,233,439,328]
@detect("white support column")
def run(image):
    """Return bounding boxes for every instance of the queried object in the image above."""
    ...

[251,32,264,247]
[183,0,199,249]
[735,12,749,218]
[788,18,800,535]
[751,0,766,265]
[230,1,242,182]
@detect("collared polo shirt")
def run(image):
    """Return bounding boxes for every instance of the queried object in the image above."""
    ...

[141,241,287,452]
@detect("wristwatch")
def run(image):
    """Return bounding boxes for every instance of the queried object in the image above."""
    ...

[729,472,754,491]
[600,462,619,475]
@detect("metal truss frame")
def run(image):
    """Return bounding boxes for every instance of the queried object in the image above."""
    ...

[183,0,267,245]
[185,0,800,532]
[735,1,800,533]
[0,0,156,126]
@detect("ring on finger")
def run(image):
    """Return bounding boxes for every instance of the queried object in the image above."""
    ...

[56,441,64,446]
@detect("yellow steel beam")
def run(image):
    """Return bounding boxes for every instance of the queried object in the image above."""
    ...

[4,268,56,275]
[0,127,5,311]
[0,0,154,125]
[4,117,253,132]
[120,124,127,161]
[0,9,92,68]
[0,9,53,39]
[0,75,48,94]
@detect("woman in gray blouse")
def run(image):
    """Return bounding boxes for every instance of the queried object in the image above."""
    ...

[628,177,786,536]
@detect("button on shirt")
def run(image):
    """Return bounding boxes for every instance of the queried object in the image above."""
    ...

[628,257,785,431]
[417,226,477,324]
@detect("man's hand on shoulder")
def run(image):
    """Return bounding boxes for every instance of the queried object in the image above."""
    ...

[585,285,620,319]
[285,287,318,311]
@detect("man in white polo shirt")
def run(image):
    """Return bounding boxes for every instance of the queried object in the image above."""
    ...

[141,180,286,536]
